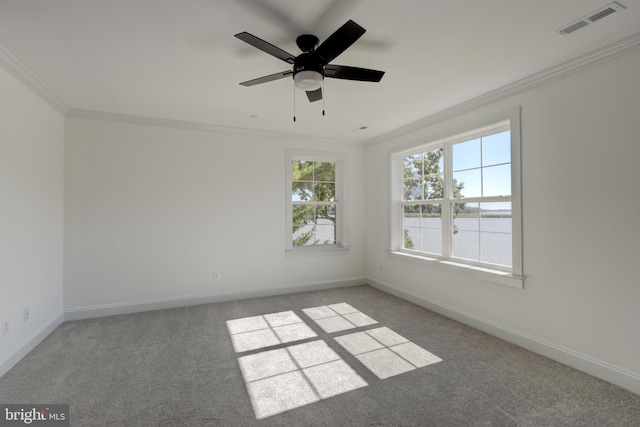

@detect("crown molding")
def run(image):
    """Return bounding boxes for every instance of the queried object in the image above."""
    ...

[365,31,640,147]
[4,30,639,145]
[66,108,361,145]
[0,43,68,115]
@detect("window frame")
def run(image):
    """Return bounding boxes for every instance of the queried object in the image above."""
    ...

[285,148,348,255]
[389,107,523,288]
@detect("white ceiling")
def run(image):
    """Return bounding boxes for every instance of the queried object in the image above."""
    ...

[1,0,639,143]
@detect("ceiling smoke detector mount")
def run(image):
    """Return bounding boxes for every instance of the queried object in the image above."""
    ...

[556,2,627,36]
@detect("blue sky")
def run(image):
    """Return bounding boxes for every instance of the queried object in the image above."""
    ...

[452,130,511,211]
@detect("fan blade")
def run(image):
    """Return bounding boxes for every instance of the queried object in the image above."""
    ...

[239,70,293,86]
[309,20,366,66]
[235,32,296,64]
[306,88,322,102]
[324,64,385,82]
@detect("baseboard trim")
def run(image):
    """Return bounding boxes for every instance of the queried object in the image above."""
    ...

[64,277,366,321]
[0,313,64,378]
[367,278,640,396]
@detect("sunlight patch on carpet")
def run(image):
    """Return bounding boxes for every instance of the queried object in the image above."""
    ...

[226,303,442,419]
[237,340,367,419]
[226,310,317,352]
[303,303,378,333]
[336,327,442,379]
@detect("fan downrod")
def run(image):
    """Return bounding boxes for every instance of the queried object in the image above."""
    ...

[296,34,319,53]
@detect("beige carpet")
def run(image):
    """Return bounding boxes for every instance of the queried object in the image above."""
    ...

[1,285,639,426]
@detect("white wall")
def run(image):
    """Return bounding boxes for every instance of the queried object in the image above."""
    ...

[0,66,65,375]
[64,117,366,317]
[365,49,640,393]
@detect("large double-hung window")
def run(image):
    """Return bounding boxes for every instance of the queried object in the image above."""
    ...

[391,109,523,287]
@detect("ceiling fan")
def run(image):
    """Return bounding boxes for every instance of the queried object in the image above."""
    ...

[235,20,385,103]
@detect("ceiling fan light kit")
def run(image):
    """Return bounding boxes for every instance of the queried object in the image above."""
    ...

[235,19,385,117]
[293,70,323,91]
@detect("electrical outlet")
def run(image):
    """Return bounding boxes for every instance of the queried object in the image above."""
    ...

[23,307,30,322]
[213,272,222,281]
[1,321,8,336]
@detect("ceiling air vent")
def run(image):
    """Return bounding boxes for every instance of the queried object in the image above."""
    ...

[556,2,627,36]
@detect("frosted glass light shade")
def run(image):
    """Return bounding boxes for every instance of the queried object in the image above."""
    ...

[294,70,323,91]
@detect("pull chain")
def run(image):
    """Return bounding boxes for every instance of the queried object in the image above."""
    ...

[293,82,296,122]
[322,80,325,116]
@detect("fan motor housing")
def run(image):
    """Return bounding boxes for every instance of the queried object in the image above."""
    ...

[296,34,319,53]
[293,53,323,77]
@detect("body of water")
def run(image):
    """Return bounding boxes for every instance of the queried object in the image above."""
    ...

[403,217,512,267]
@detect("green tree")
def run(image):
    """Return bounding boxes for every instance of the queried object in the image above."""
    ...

[403,229,415,249]
[403,149,465,248]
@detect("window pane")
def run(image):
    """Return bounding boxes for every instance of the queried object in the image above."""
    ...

[425,174,444,200]
[452,138,481,171]
[404,154,422,179]
[403,204,421,227]
[454,216,480,233]
[314,182,335,202]
[292,204,336,247]
[292,204,314,225]
[424,148,444,199]
[421,204,441,255]
[423,148,444,175]
[293,224,315,246]
[482,164,511,197]
[403,149,443,201]
[292,160,314,181]
[480,203,512,233]
[316,204,336,223]
[451,203,512,264]
[452,230,479,262]
[420,204,441,223]
[482,131,510,166]
[403,227,420,250]
[315,223,336,244]
[479,202,512,267]
[403,204,423,250]
[481,232,512,266]
[404,179,424,201]
[421,228,442,254]
[453,202,479,230]
[453,169,481,198]
[292,182,313,201]
[314,162,335,182]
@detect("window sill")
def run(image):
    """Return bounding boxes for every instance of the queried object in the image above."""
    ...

[387,250,524,289]
[286,245,350,258]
